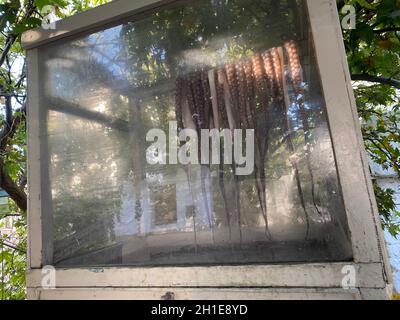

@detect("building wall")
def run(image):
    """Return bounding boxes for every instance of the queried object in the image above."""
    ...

[371,165,400,294]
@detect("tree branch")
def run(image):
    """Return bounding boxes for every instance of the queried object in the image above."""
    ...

[0,104,26,150]
[0,104,27,212]
[0,240,26,254]
[5,96,13,128]
[336,0,345,9]
[351,74,400,89]
[18,173,27,190]
[0,2,36,69]
[366,137,400,174]
[0,36,16,69]
[49,98,129,132]
[0,164,27,212]
[0,214,21,218]
[373,27,400,34]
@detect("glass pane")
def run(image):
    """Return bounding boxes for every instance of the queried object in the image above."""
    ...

[38,0,353,267]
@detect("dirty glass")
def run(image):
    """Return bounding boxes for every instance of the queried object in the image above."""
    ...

[38,0,353,267]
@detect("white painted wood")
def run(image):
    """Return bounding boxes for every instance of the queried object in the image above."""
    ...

[21,0,177,49]
[307,0,387,268]
[27,49,42,268]
[360,286,393,300]
[26,262,386,289]
[27,287,361,300]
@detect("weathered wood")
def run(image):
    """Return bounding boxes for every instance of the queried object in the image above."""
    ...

[28,287,361,300]
[307,0,389,270]
[22,0,182,50]
[26,262,386,289]
[27,49,43,268]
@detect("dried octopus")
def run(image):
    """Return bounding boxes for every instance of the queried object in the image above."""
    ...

[191,72,214,238]
[284,40,322,218]
[251,53,272,238]
[174,40,316,243]
[175,75,199,250]
[260,47,310,240]
[175,71,216,245]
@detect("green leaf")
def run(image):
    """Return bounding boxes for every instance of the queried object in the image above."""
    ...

[12,17,42,34]
[35,0,68,10]
[355,0,377,10]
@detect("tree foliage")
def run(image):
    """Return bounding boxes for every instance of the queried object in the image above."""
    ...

[339,0,400,236]
[0,0,399,299]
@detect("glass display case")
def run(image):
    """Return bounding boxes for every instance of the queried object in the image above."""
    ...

[23,0,391,299]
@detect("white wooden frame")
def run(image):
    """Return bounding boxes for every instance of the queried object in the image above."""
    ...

[23,0,392,300]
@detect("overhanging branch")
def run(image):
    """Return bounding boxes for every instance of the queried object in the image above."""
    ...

[0,103,27,212]
[373,27,400,34]
[0,240,26,254]
[351,74,400,89]
[49,98,129,132]
[0,164,27,212]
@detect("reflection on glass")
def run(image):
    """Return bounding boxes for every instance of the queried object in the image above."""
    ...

[39,0,353,266]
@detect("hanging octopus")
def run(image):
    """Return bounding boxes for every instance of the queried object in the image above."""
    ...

[191,71,214,236]
[201,70,212,130]
[241,58,268,237]
[215,68,234,240]
[174,75,199,250]
[250,53,273,238]
[262,50,278,102]
[270,48,285,102]
[216,69,230,129]
[268,46,310,240]
[251,53,269,111]
[235,61,249,129]
[243,59,256,127]
[225,63,240,127]
[183,74,198,131]
[175,76,184,133]
[173,40,314,244]
[219,66,243,244]
[284,40,322,217]
[284,41,302,90]
[190,72,206,130]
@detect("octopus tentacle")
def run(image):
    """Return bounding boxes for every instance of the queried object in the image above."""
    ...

[190,72,205,130]
[184,74,198,132]
[273,46,310,240]
[225,63,240,126]
[284,40,322,218]
[175,76,184,133]
[213,69,233,241]
[235,61,248,128]
[216,70,229,129]
[243,59,256,127]
[262,50,278,102]
[175,75,199,251]
[190,72,214,237]
[220,67,242,244]
[251,53,272,239]
[201,70,212,130]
